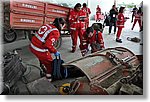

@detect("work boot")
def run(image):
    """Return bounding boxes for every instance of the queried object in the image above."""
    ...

[116,38,122,43]
[139,29,143,32]
[46,74,52,82]
[71,46,76,53]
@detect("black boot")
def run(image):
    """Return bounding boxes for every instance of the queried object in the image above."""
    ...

[71,46,76,53]
[116,38,122,43]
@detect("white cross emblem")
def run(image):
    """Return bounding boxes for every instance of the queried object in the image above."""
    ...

[38,26,48,35]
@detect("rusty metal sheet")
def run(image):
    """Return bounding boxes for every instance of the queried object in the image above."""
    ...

[63,47,140,83]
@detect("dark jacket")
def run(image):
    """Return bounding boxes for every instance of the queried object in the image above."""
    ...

[109,8,118,22]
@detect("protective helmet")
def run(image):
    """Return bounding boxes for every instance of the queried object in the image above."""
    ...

[53,18,66,31]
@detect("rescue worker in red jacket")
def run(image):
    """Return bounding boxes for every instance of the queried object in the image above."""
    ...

[82,3,91,29]
[116,7,127,43]
[131,7,143,32]
[131,5,138,23]
[79,26,105,56]
[96,5,101,22]
[29,18,65,81]
[69,3,87,53]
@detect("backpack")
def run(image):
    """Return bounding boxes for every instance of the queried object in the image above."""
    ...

[52,56,68,80]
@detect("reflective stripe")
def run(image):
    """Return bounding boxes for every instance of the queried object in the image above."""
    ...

[82,28,85,30]
[42,28,58,41]
[35,28,58,43]
[117,20,124,21]
[46,24,52,29]
[79,16,86,18]
[83,43,87,45]
[73,22,77,24]
[72,22,85,24]
[34,33,45,43]
[81,49,87,53]
[70,28,76,30]
[117,25,124,26]
[82,40,86,42]
[30,43,48,52]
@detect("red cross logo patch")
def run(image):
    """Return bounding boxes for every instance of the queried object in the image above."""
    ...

[38,26,48,34]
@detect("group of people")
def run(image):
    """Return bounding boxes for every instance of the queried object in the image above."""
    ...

[69,3,104,54]
[108,5,128,43]
[29,3,142,81]
[108,5,143,43]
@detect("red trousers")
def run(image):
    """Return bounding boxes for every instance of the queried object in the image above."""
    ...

[85,21,89,29]
[116,27,123,39]
[132,19,142,30]
[96,13,101,20]
[85,18,89,29]
[71,29,84,49]
[30,47,53,74]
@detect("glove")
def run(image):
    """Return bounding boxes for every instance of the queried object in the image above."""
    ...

[54,51,60,56]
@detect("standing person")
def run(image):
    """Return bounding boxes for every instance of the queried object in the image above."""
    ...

[131,5,138,23]
[29,18,65,81]
[131,7,143,32]
[108,5,118,35]
[69,3,87,53]
[116,7,126,43]
[79,26,105,56]
[96,5,101,22]
[82,3,91,29]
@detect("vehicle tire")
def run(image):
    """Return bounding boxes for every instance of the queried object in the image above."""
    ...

[27,31,34,41]
[53,36,62,49]
[4,29,17,43]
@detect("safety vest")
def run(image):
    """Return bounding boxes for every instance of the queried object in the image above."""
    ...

[34,24,58,43]
[69,10,86,30]
[117,13,125,27]
[30,24,59,52]
[134,13,142,20]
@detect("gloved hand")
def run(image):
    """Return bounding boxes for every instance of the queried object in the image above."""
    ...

[54,51,60,56]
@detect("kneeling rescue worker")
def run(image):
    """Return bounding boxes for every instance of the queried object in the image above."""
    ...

[29,18,65,81]
[79,26,105,56]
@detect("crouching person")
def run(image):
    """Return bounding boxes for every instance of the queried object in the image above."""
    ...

[79,27,105,56]
[29,18,65,82]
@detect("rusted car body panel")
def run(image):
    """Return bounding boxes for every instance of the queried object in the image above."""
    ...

[3,47,142,95]
[62,47,142,95]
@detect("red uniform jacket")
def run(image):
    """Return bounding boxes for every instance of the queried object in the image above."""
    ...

[117,13,125,28]
[80,30,104,54]
[69,9,87,30]
[134,12,143,20]
[96,7,101,13]
[30,24,60,61]
[82,7,91,17]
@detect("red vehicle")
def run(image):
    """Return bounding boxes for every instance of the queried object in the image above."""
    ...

[3,0,71,48]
